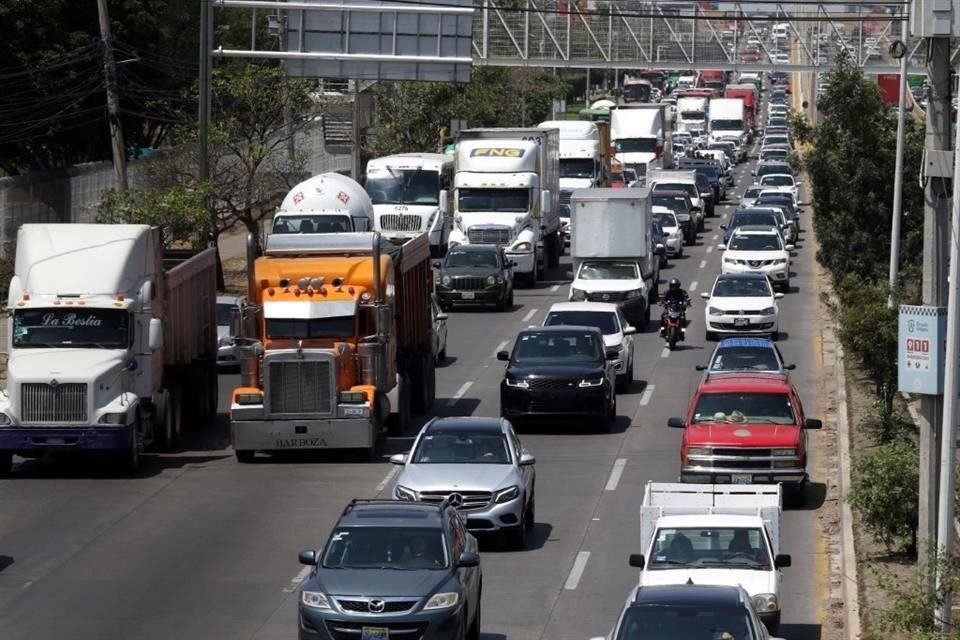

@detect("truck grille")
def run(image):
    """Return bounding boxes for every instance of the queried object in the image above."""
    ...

[559,191,573,205]
[379,214,422,232]
[468,227,511,245]
[450,276,489,291]
[586,291,628,302]
[418,490,492,511]
[21,383,88,424]
[267,360,333,415]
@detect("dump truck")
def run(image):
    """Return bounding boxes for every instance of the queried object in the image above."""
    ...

[0,224,218,473]
[229,224,435,461]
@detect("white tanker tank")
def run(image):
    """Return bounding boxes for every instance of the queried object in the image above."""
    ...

[271,173,373,235]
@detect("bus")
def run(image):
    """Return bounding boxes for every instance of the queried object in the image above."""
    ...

[623,78,653,103]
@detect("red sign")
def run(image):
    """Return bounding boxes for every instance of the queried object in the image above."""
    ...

[337,191,350,205]
[877,74,900,105]
[292,191,304,205]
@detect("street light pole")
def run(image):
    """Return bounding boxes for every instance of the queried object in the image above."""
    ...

[887,2,910,305]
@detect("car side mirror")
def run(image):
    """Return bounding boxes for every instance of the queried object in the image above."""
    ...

[298,549,318,566]
[566,270,574,279]
[805,418,823,429]
[519,452,536,466]
[667,417,685,428]
[774,554,792,568]
[784,363,796,370]
[695,364,707,371]
[796,181,803,187]
[774,292,785,299]
[719,224,727,230]
[700,292,710,299]
[436,312,449,322]
[785,244,795,251]
[629,554,646,568]
[390,453,408,465]
[457,551,481,567]
[623,326,637,335]
[605,349,619,361]
[717,245,726,251]
[497,350,510,361]
[148,318,164,351]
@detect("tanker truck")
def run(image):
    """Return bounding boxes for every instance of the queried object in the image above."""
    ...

[270,173,372,235]
[230,182,435,461]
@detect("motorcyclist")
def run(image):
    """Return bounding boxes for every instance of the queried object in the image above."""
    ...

[660,278,691,339]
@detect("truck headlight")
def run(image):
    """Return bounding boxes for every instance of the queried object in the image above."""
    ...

[687,447,712,456]
[395,485,418,500]
[441,275,452,286]
[98,412,128,425]
[772,447,797,456]
[751,593,779,613]
[302,591,332,610]
[626,289,643,299]
[513,242,533,252]
[486,275,497,286]
[236,392,263,405]
[494,485,520,503]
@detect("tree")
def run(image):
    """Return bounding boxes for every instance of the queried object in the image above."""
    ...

[847,440,919,555]
[95,182,212,249]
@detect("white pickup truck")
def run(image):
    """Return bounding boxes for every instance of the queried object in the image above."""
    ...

[628,482,792,635]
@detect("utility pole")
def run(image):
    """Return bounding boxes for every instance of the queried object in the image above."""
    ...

[97,0,128,190]
[199,0,213,188]
[887,3,910,303]
[351,80,361,180]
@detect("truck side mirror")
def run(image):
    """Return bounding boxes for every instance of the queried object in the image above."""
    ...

[439,189,449,215]
[540,190,551,216]
[148,318,163,351]
[629,554,646,569]
[667,417,685,428]
[774,554,792,568]
[804,418,823,429]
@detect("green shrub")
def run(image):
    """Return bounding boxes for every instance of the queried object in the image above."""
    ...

[872,547,960,640]
[847,440,919,555]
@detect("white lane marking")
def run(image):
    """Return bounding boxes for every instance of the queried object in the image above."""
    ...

[21,581,33,591]
[522,308,538,323]
[699,259,708,269]
[446,381,473,407]
[283,566,312,593]
[550,284,560,292]
[660,347,670,358]
[712,234,718,241]
[706,245,714,254]
[639,384,656,406]
[605,458,627,491]
[564,551,592,590]
[493,339,510,356]
[376,466,400,493]
[689,281,698,292]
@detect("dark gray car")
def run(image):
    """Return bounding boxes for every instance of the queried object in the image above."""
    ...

[298,499,482,640]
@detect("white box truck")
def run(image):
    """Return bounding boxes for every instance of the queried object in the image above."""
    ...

[610,104,672,186]
[629,482,792,635]
[567,188,659,328]
[709,98,748,149]
[365,153,454,257]
[0,224,219,473]
[451,128,562,285]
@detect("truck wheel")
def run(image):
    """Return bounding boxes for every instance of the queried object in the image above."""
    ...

[158,389,178,451]
[235,450,255,463]
[387,373,411,436]
[121,417,142,475]
[0,453,12,475]
[411,354,433,414]
[207,363,219,423]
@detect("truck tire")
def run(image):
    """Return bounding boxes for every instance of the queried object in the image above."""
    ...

[206,363,219,423]
[411,355,428,414]
[121,416,142,475]
[0,453,12,475]
[157,389,178,451]
[548,234,560,269]
[387,373,411,436]
[235,450,255,463]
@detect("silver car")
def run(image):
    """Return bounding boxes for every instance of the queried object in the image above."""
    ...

[391,416,536,549]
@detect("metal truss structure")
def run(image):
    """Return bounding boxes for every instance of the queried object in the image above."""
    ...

[470,1,959,74]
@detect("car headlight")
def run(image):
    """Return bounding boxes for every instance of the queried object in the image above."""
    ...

[772,447,797,456]
[98,412,128,425]
[424,592,460,610]
[579,377,604,388]
[626,289,643,299]
[505,378,529,388]
[724,258,735,264]
[570,288,586,301]
[395,485,418,500]
[708,306,724,316]
[486,275,497,286]
[441,275,451,286]
[773,258,787,264]
[751,593,779,613]
[760,307,776,315]
[302,590,331,610]
[513,242,533,252]
[494,485,520,503]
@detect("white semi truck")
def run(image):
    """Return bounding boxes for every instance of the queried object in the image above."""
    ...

[451,128,562,285]
[365,153,454,257]
[271,172,372,235]
[567,188,659,328]
[709,97,748,148]
[676,96,709,134]
[629,482,791,635]
[0,224,219,473]
[610,104,672,187]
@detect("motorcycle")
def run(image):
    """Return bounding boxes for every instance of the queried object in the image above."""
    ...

[661,300,687,350]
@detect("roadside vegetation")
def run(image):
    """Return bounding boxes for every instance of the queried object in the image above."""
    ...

[794,52,945,636]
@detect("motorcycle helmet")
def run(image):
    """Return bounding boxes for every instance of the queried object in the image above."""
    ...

[669,278,681,291]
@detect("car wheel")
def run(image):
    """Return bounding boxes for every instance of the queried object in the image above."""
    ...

[235,450,255,463]
[468,602,481,640]
[705,330,716,342]
[525,497,535,532]
[506,508,527,550]
[507,288,514,308]
[678,244,684,257]
[616,373,630,393]
[0,453,12,476]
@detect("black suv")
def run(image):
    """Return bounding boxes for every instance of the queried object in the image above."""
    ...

[435,244,515,312]
[497,326,617,429]
[297,500,482,640]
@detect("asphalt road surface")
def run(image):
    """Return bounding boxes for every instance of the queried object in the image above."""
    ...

[0,102,828,640]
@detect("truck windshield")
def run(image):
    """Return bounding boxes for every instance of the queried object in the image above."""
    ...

[679,111,705,121]
[616,605,754,640]
[578,261,638,280]
[647,526,772,570]
[13,309,129,349]
[559,158,595,179]
[273,215,352,234]
[458,188,529,213]
[266,316,355,339]
[615,139,658,154]
[365,169,440,206]
[711,119,744,131]
[623,83,651,102]
[692,392,796,424]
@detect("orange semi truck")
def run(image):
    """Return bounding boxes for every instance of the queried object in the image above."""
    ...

[229,230,435,461]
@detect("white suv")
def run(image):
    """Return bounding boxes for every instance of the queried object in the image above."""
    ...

[719,226,794,292]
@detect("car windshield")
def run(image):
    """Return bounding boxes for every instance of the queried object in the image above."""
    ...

[756,165,790,178]
[742,188,763,200]
[761,175,793,187]
[713,278,772,297]
[764,137,789,146]
[512,331,603,364]
[578,261,638,280]
[13,308,129,349]
[729,234,783,251]
[762,150,787,161]
[545,310,620,335]
[322,527,448,570]
[653,189,694,209]
[653,212,678,228]
[217,303,234,326]
[646,526,773,570]
[365,168,440,205]
[711,346,782,371]
[445,249,498,269]
[692,392,796,424]
[273,214,352,234]
[616,604,756,640]
[757,196,792,210]
[411,431,511,464]
[731,213,777,229]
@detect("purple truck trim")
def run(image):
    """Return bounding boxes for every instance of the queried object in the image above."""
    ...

[0,427,133,451]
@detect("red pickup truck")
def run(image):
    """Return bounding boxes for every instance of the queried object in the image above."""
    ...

[667,373,822,493]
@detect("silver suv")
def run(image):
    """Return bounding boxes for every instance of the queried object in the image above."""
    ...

[390,417,536,549]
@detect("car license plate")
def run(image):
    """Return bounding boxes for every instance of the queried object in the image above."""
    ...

[734,318,749,327]
[361,627,389,640]
[460,291,475,300]
[732,474,753,484]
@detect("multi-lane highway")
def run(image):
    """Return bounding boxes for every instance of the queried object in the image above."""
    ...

[0,108,829,640]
